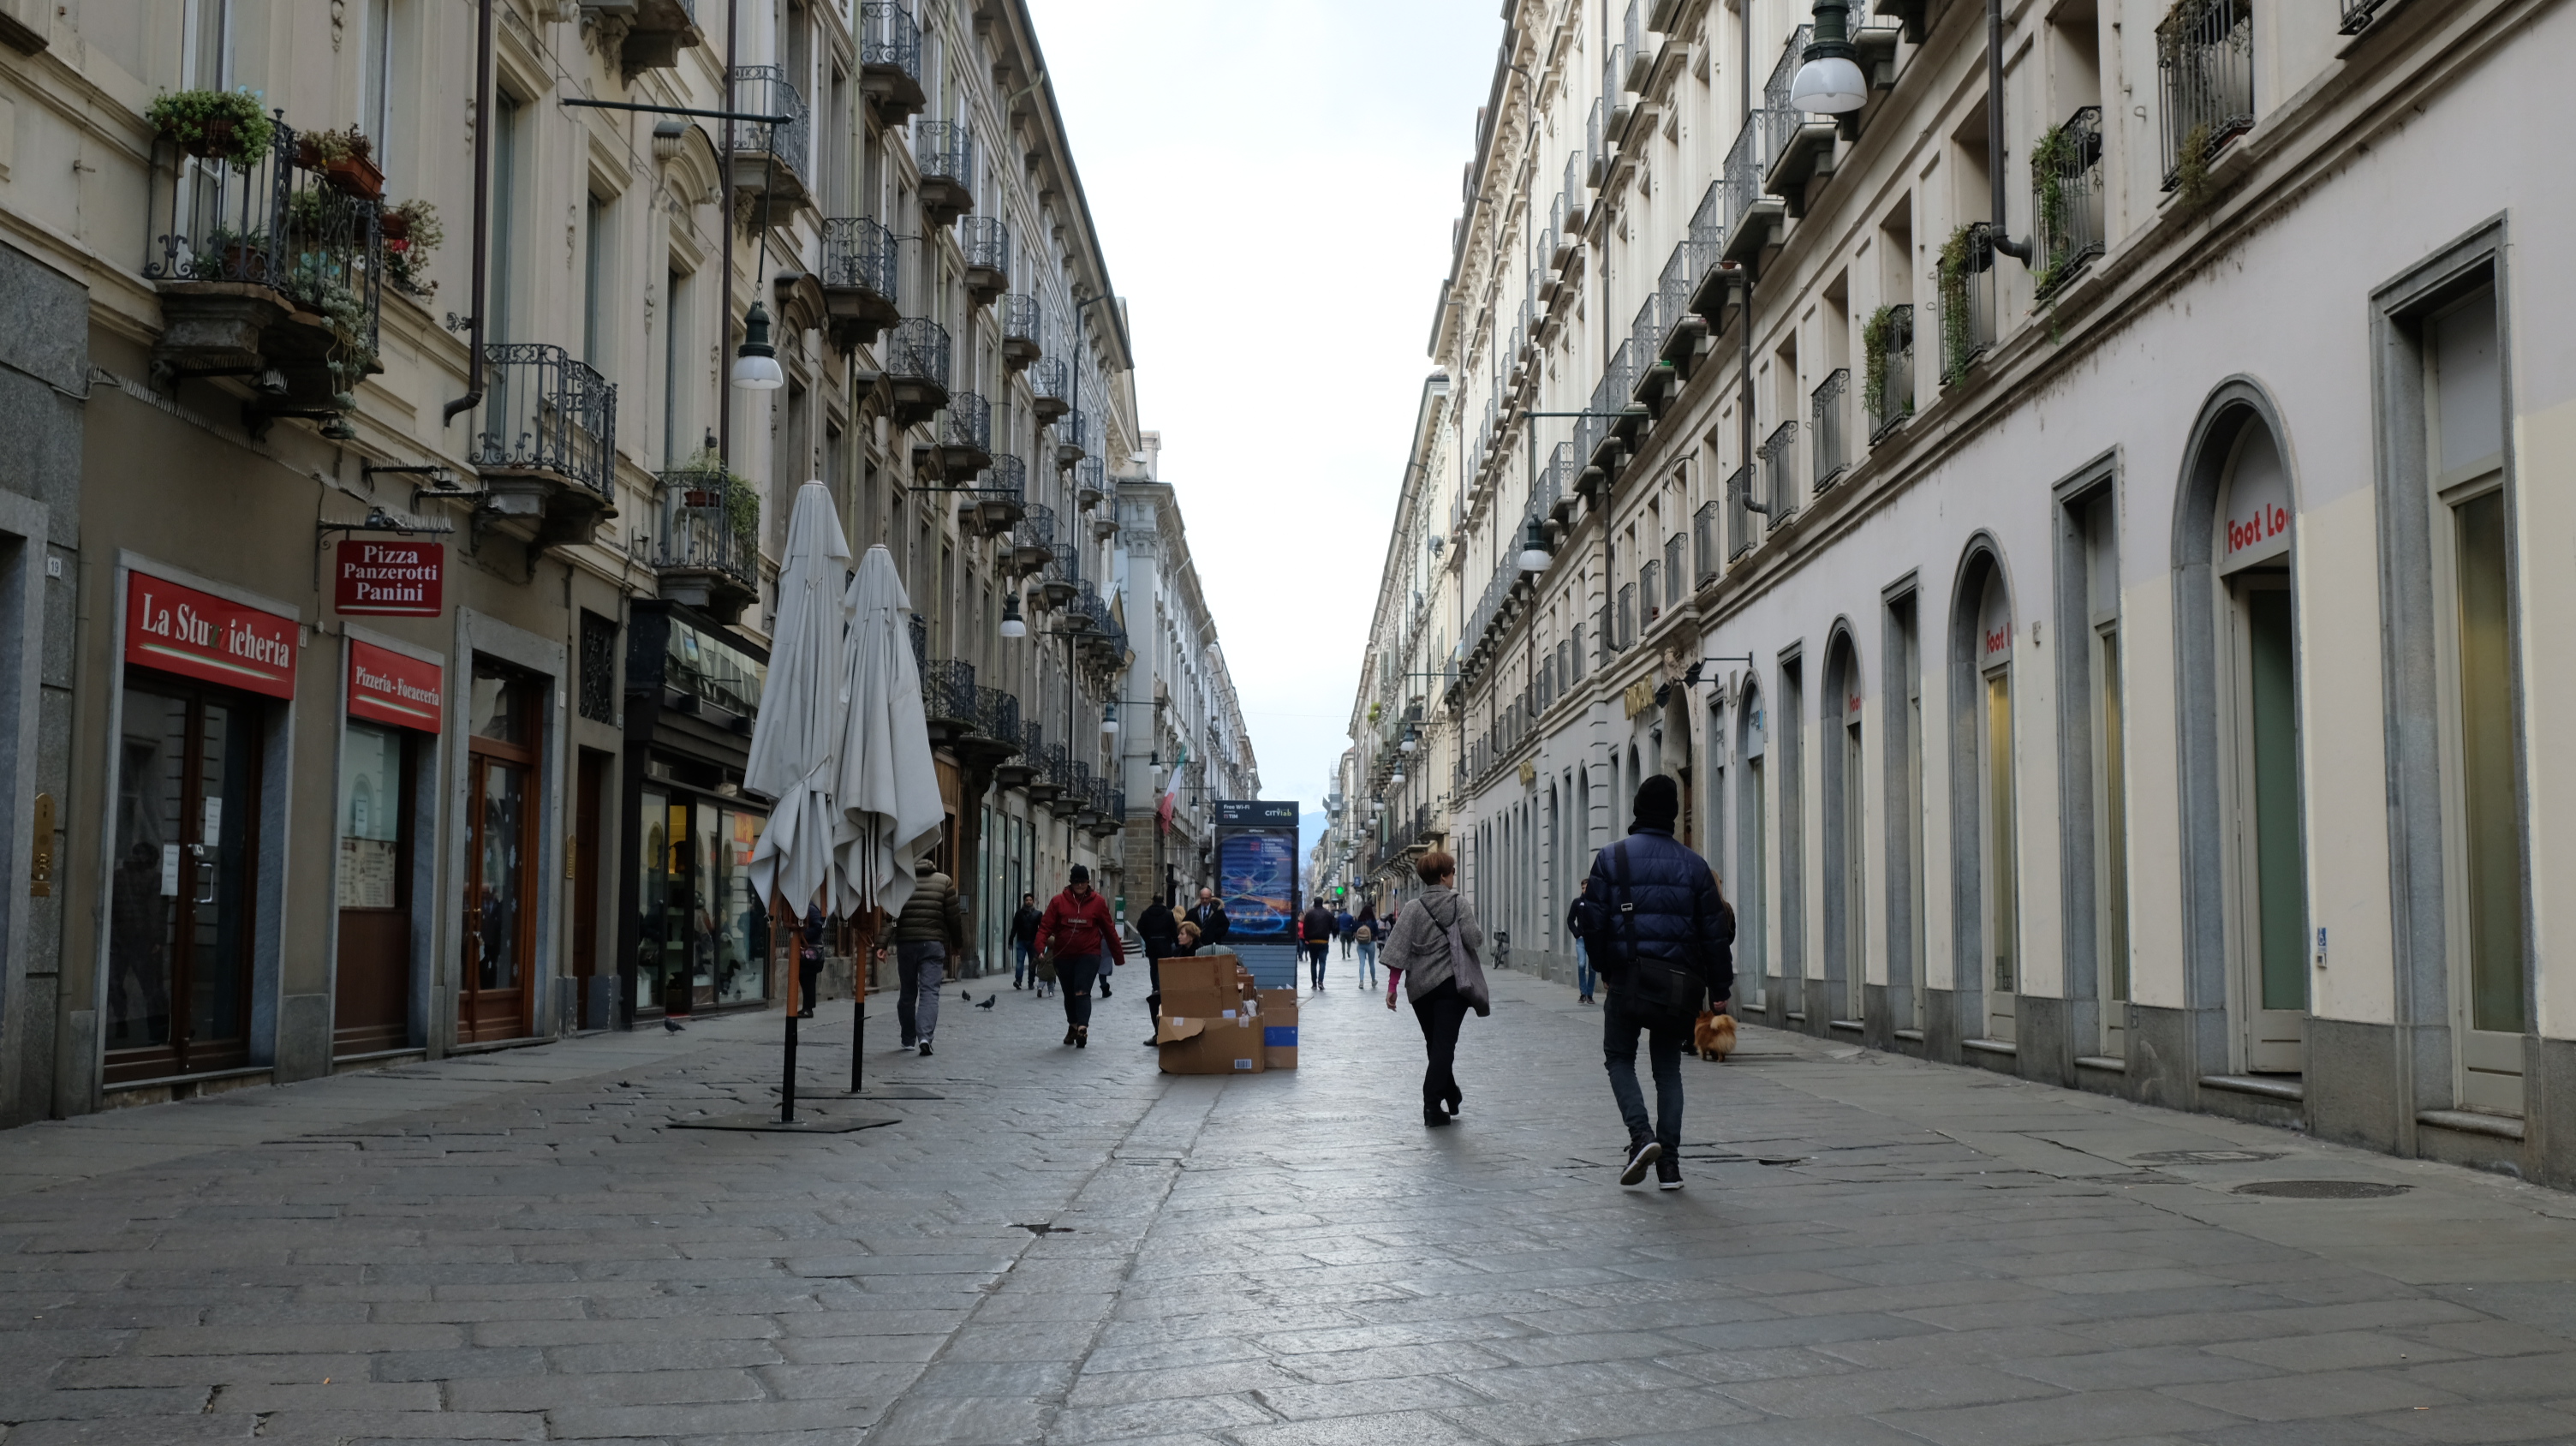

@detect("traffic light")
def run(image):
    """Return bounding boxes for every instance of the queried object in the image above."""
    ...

[1334,884,1346,899]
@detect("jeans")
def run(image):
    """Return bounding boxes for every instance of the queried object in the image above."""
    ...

[1307,941,1329,988]
[1577,941,1595,1000]
[1339,934,1353,959]
[897,942,946,1043]
[1412,979,1471,1114]
[1357,941,1378,987]
[1014,941,1034,987]
[1602,989,1690,1154]
[1057,953,1103,1028]
[798,958,823,1015]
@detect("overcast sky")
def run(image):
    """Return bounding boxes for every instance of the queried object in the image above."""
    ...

[1030,0,1503,830]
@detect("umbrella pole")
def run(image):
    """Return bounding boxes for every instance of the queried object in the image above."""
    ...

[850,908,874,1094]
[779,901,798,1125]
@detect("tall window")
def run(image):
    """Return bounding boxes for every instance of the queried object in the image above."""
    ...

[1891,594,1927,1033]
[2080,494,2130,1055]
[2427,287,2522,1110]
[1971,564,2018,1043]
[361,0,398,158]
[490,94,524,346]
[583,194,611,370]
[1779,656,1805,1015]
[664,267,692,465]
[1737,688,1768,1008]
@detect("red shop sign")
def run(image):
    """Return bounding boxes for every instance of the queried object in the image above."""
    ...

[334,540,444,617]
[124,571,298,698]
[348,641,443,732]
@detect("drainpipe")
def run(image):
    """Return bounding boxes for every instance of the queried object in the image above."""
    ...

[441,0,495,423]
[1737,0,1764,522]
[1987,0,2033,264]
[719,0,739,472]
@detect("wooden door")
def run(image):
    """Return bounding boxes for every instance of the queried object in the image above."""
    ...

[105,678,259,1084]
[460,663,540,1043]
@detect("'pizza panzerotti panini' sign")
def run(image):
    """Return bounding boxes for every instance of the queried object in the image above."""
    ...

[334,541,444,617]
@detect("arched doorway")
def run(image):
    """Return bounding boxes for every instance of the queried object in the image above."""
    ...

[1822,629,1867,1027]
[2173,384,2308,1081]
[1736,681,1769,1015]
[1951,545,2019,1047]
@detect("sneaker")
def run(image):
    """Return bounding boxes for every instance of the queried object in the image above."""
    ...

[1656,1157,1684,1192]
[898,1039,915,1051]
[918,1041,933,1057]
[1619,1138,1662,1186]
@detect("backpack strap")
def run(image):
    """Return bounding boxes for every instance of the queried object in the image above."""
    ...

[1610,840,1637,975]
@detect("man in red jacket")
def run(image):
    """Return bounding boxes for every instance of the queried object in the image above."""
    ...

[1032,864,1124,1049]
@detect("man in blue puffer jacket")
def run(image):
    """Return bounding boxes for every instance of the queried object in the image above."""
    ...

[1570,774,1735,1191]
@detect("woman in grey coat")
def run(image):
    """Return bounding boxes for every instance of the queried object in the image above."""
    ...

[1380,850,1489,1129]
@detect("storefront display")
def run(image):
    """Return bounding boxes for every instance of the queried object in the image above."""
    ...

[335,641,439,1058]
[461,659,540,1043]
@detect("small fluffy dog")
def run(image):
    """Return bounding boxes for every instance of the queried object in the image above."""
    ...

[1694,1008,1737,1062]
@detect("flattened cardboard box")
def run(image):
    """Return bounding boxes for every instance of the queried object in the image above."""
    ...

[1154,1015,1268,1075]
[1256,989,1298,1070]
[1158,955,1249,995]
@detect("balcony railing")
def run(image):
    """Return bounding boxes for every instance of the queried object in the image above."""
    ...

[2158,0,2253,191]
[1616,584,1635,651]
[1761,24,1815,162]
[886,316,951,390]
[858,1,927,120]
[1663,532,1685,606]
[1053,409,1089,469]
[146,116,389,397]
[921,658,976,731]
[1762,420,1799,529]
[1028,357,1070,420]
[1940,224,1996,387]
[1639,560,1661,626]
[1727,463,1756,561]
[961,215,1009,299]
[967,454,1026,537]
[2034,105,2105,296]
[1868,304,1915,440]
[999,294,1041,367]
[1564,152,1588,232]
[1693,499,1723,587]
[2340,0,2394,33]
[474,344,616,502]
[973,685,1023,755]
[1586,95,1607,186]
[915,119,975,222]
[820,216,897,300]
[727,66,810,185]
[1811,368,1849,493]
[654,464,756,583]
[1722,115,1773,237]
[923,391,990,475]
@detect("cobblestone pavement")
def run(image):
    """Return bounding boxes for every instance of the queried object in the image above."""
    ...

[6,968,2576,1445]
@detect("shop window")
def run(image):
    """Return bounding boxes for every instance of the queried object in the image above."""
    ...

[580,612,617,724]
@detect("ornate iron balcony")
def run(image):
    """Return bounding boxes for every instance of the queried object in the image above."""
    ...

[1762,420,1800,528]
[886,317,951,425]
[916,119,975,226]
[727,65,810,189]
[1811,368,1850,493]
[1869,304,1915,440]
[858,2,927,122]
[474,343,617,504]
[960,216,1009,303]
[2034,105,2106,297]
[653,463,759,618]
[1028,357,1070,422]
[2158,0,2253,191]
[1939,224,1996,387]
[820,216,899,345]
[999,294,1042,369]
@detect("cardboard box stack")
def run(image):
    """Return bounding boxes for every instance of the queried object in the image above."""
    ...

[1256,989,1298,1069]
[1154,954,1294,1074]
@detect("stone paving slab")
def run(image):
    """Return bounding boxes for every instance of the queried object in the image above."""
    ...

[0,971,2573,1443]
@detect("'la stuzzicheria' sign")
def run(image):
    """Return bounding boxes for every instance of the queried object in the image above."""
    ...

[125,571,298,698]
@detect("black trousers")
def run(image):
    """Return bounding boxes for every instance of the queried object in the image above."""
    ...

[1056,954,1103,1028]
[1307,941,1329,987]
[1411,979,1471,1113]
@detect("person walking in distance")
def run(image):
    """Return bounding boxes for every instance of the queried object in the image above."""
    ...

[796,902,827,1019]
[894,857,967,1057]
[1380,851,1492,1130]
[1034,864,1124,1049]
[1354,923,1379,989]
[1569,774,1735,1191]
[1302,899,1336,990]
[1335,905,1357,960]
[1185,886,1231,951]
[1136,893,1181,1046]
[1010,893,1043,990]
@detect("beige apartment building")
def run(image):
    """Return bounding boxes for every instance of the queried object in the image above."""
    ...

[1349,0,2574,1184]
[0,0,1225,1122]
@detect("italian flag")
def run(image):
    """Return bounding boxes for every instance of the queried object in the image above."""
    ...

[1158,741,1186,831]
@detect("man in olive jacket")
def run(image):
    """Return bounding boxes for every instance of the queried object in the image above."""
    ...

[894,858,966,1055]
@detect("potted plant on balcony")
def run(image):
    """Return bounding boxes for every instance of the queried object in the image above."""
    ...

[1936,224,1979,385]
[195,225,271,279]
[381,200,442,297]
[146,87,273,165]
[297,128,384,199]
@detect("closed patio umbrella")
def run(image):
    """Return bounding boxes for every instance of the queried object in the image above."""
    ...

[835,543,943,920]
[743,481,850,1124]
[746,481,854,920]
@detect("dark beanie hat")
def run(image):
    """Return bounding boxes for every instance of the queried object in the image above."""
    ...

[1634,774,1680,830]
[1069,863,1091,884]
